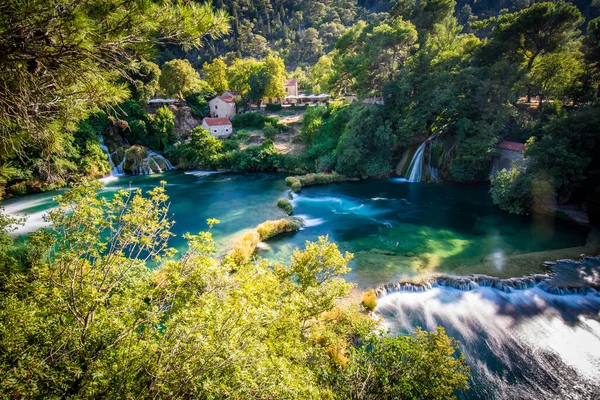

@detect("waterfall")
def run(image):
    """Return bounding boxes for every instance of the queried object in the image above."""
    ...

[130,151,174,175]
[376,271,600,399]
[375,256,600,298]
[405,135,435,182]
[99,135,125,177]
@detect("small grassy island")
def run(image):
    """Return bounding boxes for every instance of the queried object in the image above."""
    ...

[1,0,600,398]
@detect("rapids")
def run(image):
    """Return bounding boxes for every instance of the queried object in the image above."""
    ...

[377,258,600,399]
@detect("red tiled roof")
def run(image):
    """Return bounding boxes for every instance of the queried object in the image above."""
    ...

[218,95,234,103]
[497,141,526,152]
[284,79,297,86]
[203,117,231,126]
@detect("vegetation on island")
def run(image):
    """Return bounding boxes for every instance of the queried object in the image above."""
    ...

[277,198,294,214]
[286,172,358,192]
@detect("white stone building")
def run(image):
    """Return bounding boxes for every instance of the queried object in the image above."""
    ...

[284,79,298,97]
[202,117,232,137]
[208,95,236,119]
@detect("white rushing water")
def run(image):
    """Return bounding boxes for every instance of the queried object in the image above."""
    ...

[376,259,600,399]
[405,134,437,182]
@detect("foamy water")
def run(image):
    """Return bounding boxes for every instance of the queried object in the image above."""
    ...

[377,286,600,399]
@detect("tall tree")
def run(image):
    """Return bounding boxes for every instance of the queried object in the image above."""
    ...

[264,54,286,98]
[203,58,229,93]
[159,59,203,98]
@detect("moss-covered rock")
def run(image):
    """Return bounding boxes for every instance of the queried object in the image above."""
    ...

[119,145,173,174]
[277,198,293,215]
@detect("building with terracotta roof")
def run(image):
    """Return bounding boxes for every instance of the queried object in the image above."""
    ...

[202,117,232,137]
[208,95,236,119]
[222,90,241,100]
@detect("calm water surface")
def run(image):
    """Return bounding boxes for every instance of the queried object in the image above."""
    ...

[3,171,589,288]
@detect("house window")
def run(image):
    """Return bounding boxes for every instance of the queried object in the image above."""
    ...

[226,129,229,132]
[214,130,217,133]
[215,105,218,109]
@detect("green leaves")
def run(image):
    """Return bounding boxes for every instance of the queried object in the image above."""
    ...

[0,182,470,398]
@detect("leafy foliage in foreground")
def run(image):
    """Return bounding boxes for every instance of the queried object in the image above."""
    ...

[0,183,469,399]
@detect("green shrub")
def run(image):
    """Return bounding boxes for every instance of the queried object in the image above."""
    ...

[233,112,277,129]
[263,122,278,140]
[490,167,533,215]
[362,290,377,311]
[277,198,293,215]
[256,218,302,241]
[226,231,260,265]
[185,91,210,118]
[266,103,283,111]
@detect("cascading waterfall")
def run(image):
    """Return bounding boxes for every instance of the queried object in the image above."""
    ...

[405,135,436,182]
[405,139,428,182]
[99,135,173,175]
[130,151,174,175]
[376,256,600,399]
[375,257,600,297]
[99,135,125,177]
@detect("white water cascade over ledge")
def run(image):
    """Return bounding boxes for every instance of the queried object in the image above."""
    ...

[375,256,600,399]
[99,135,173,177]
[404,134,437,182]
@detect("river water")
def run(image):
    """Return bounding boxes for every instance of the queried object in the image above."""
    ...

[2,170,598,398]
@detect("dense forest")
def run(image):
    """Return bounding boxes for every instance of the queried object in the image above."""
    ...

[1,0,600,397]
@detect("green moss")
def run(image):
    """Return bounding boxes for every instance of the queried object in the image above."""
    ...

[285,173,357,193]
[277,198,293,215]
[226,218,304,264]
[256,218,303,241]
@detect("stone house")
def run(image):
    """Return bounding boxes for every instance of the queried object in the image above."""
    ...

[284,79,298,97]
[202,117,232,137]
[208,95,236,119]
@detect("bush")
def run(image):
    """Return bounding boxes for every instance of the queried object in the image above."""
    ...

[277,198,293,215]
[263,122,278,140]
[223,140,281,171]
[185,91,210,118]
[265,103,283,111]
[226,231,260,265]
[165,126,222,169]
[362,290,377,311]
[490,167,533,215]
[256,218,303,241]
[233,112,279,129]
[286,176,302,192]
